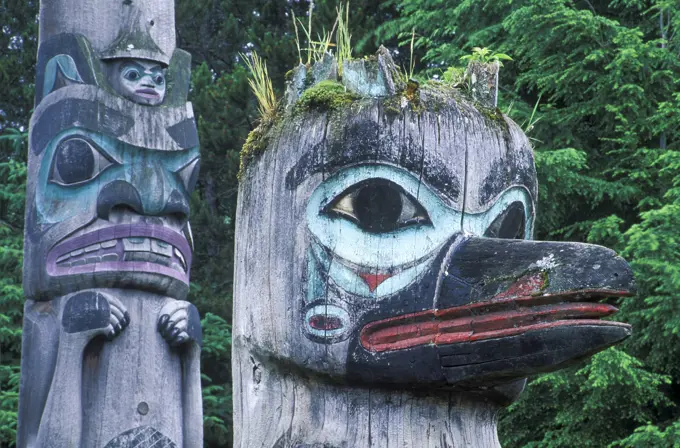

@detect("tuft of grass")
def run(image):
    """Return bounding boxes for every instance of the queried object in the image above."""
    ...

[395,28,417,85]
[294,1,338,65]
[292,10,303,65]
[408,28,416,80]
[336,2,352,76]
[241,51,277,121]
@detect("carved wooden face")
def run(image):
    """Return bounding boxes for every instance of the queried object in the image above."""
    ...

[236,92,634,390]
[107,59,167,106]
[24,35,199,300]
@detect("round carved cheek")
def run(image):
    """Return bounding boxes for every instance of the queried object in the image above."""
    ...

[303,303,352,342]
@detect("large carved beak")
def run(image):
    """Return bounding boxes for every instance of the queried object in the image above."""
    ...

[354,237,634,386]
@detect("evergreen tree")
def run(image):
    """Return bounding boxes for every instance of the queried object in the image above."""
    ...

[377,0,680,445]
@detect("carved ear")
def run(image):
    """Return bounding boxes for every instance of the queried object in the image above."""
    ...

[35,34,99,105]
[283,46,404,111]
[163,49,192,106]
[342,45,403,96]
[43,55,85,97]
[466,61,499,108]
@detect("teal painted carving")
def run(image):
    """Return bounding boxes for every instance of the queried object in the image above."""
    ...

[18,23,203,448]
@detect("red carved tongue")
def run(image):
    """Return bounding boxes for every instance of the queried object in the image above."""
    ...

[359,272,393,292]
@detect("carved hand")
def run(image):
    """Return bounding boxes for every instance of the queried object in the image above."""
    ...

[61,291,130,341]
[157,300,202,347]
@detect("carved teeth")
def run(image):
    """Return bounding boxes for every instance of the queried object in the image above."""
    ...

[101,254,119,262]
[174,248,187,272]
[56,236,186,273]
[151,239,173,257]
[123,237,151,252]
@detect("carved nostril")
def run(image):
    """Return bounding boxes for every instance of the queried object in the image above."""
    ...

[97,180,144,220]
[160,189,190,226]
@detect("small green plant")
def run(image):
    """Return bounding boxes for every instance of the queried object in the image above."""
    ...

[521,94,542,134]
[441,66,466,86]
[241,51,277,121]
[335,2,351,76]
[460,47,513,66]
[395,28,417,85]
[407,28,416,80]
[292,10,303,65]
[293,2,338,65]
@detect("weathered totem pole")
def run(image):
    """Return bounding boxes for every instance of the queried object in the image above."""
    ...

[233,49,635,447]
[18,1,202,447]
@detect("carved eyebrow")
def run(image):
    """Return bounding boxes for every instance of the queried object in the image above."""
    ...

[121,61,146,72]
[121,62,163,76]
[284,121,461,202]
[31,99,134,155]
[285,144,461,203]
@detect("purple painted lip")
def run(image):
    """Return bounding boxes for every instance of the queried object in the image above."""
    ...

[135,88,159,96]
[46,224,192,284]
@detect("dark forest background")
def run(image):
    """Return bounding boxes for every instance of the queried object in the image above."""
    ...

[2,0,680,446]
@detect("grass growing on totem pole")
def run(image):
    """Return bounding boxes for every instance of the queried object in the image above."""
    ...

[335,2,352,76]
[241,51,278,122]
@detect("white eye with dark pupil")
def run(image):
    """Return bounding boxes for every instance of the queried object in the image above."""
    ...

[325,180,430,233]
[123,69,140,81]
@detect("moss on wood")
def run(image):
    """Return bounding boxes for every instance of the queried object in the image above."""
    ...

[295,80,357,113]
[238,119,277,180]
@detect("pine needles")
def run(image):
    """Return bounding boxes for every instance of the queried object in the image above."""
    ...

[241,51,277,121]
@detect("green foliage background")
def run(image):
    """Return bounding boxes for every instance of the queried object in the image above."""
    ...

[1,0,680,446]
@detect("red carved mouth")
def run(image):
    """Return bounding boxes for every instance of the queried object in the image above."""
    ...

[361,276,633,353]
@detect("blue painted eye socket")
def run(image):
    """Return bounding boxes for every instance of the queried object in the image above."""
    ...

[324,179,431,233]
[50,137,115,186]
[483,201,526,239]
[123,68,141,81]
[153,74,165,86]
[307,164,460,271]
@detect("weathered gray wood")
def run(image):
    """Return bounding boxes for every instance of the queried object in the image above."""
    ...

[234,49,635,447]
[466,61,499,108]
[18,0,203,446]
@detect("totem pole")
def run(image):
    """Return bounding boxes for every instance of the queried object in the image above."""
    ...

[233,48,635,447]
[17,1,202,447]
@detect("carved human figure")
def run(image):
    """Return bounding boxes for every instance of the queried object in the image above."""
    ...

[233,49,635,447]
[17,2,202,447]
[107,59,167,106]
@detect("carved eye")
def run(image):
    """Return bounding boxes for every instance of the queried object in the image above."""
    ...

[176,157,200,193]
[50,137,114,186]
[123,68,141,81]
[324,180,430,233]
[153,74,165,86]
[484,201,526,239]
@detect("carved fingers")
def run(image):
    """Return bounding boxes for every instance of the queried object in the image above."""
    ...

[105,295,131,341]
[157,300,202,348]
[61,291,129,341]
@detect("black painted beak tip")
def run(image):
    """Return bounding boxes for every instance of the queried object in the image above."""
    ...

[543,244,636,297]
